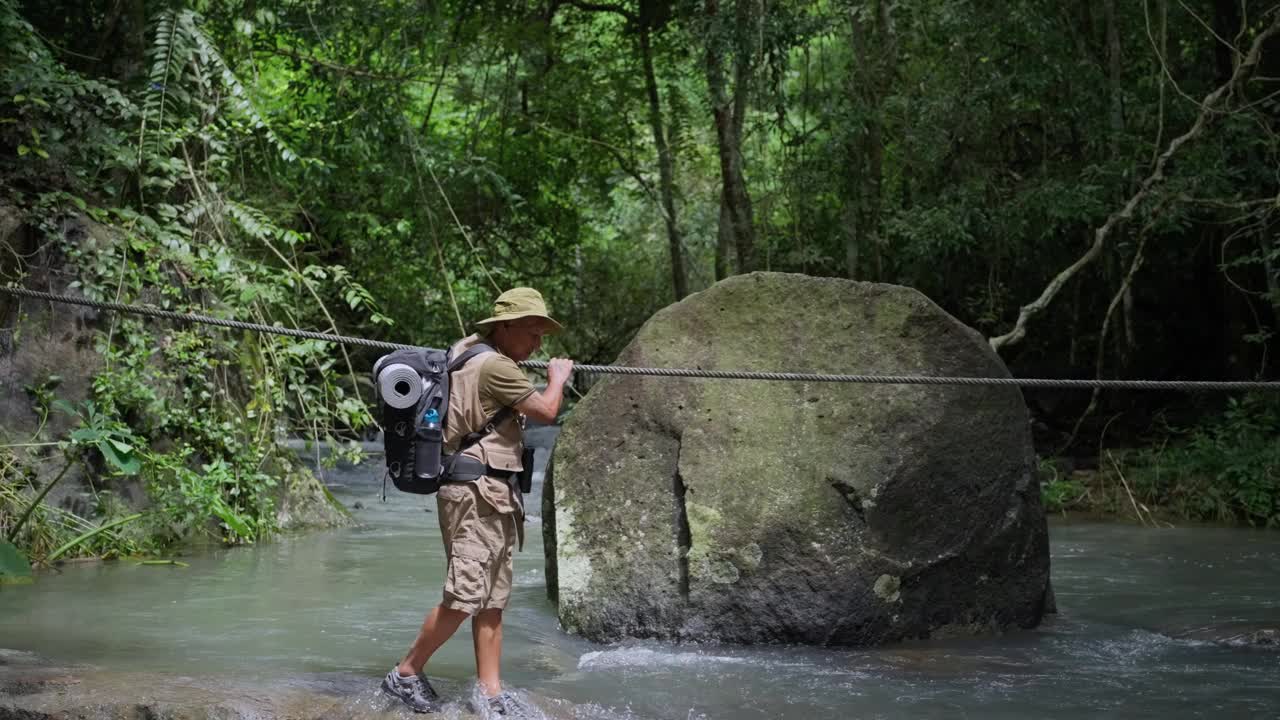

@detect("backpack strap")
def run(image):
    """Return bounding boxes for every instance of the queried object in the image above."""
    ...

[448,343,494,372]
[441,343,519,481]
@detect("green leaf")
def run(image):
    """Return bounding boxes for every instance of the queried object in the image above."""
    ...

[138,559,189,567]
[17,145,29,156]
[0,539,33,585]
[98,439,141,474]
[51,399,79,417]
[212,503,252,539]
[70,427,101,443]
[46,513,144,563]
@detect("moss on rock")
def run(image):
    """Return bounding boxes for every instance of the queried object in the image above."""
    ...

[545,272,1050,646]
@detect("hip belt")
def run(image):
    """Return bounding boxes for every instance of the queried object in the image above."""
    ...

[446,452,534,494]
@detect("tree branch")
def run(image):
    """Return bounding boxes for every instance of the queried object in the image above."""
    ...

[529,119,673,225]
[989,10,1280,352]
[264,46,429,83]
[1061,219,1154,452]
[557,0,638,22]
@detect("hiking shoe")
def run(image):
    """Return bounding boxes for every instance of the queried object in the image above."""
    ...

[480,691,536,718]
[381,668,441,713]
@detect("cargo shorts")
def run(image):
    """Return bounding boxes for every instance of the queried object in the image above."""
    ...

[436,478,518,615]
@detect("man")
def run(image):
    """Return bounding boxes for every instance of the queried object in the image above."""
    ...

[382,287,574,715]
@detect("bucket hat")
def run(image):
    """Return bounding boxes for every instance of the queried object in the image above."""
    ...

[474,287,564,334]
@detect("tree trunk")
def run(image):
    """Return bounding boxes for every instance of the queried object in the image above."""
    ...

[1105,0,1123,155]
[1105,0,1134,361]
[640,24,688,300]
[705,0,757,275]
[843,0,894,281]
[105,0,148,82]
[715,197,732,280]
[865,116,884,280]
[842,202,860,280]
[1263,231,1280,319]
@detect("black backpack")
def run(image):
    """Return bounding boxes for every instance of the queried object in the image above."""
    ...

[372,344,508,496]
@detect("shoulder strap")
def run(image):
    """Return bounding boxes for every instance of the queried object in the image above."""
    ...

[448,342,495,372]
[447,342,516,453]
[440,345,525,482]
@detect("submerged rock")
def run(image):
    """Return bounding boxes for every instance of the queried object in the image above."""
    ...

[1171,623,1280,649]
[0,649,568,719]
[543,272,1051,645]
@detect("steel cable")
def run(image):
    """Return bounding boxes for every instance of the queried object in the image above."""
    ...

[4,285,1277,392]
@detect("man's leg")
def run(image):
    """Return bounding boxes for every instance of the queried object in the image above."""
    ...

[397,604,470,677]
[472,608,504,696]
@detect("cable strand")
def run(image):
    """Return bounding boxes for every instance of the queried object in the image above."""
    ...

[3,286,1277,392]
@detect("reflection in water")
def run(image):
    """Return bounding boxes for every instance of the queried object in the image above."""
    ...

[2,458,1278,719]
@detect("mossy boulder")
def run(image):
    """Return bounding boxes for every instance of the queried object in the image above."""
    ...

[543,272,1050,645]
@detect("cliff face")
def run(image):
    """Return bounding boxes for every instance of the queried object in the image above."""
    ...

[0,206,350,557]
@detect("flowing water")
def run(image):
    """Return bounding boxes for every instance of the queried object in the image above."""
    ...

[2,457,1279,719]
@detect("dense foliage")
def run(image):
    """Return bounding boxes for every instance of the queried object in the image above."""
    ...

[1,0,1277,561]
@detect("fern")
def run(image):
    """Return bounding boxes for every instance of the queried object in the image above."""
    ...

[138,10,302,167]
[140,10,188,159]
[178,12,300,163]
[226,200,283,242]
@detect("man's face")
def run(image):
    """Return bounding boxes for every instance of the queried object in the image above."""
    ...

[493,318,549,361]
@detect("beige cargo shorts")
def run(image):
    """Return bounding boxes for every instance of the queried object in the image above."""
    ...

[436,478,518,615]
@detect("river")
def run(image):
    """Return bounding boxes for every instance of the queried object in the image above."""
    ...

[2,455,1278,719]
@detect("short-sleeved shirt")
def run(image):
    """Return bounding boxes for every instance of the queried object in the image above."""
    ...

[476,354,535,420]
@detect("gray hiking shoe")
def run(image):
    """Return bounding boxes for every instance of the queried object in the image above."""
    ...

[381,668,441,713]
[481,691,535,718]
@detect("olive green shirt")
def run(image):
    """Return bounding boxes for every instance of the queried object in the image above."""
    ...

[475,353,535,420]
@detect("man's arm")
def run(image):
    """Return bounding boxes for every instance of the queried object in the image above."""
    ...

[514,358,574,424]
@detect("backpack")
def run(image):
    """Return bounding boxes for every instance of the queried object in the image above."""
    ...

[372,343,508,496]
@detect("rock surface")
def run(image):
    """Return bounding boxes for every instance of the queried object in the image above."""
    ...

[0,206,351,538]
[0,206,109,512]
[1169,623,1280,649]
[543,272,1051,645]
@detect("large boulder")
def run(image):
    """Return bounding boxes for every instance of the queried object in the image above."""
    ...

[543,272,1051,646]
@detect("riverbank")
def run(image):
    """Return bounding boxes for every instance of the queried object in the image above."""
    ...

[1039,448,1279,529]
[1036,393,1279,528]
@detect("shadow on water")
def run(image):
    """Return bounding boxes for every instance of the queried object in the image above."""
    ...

[2,451,1279,719]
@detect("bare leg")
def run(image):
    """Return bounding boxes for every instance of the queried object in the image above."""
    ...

[472,608,504,695]
[397,604,470,676]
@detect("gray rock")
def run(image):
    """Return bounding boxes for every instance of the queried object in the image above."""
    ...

[1171,623,1280,649]
[543,272,1050,646]
[273,464,354,532]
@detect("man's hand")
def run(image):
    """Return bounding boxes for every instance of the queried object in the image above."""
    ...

[515,357,574,424]
[546,357,574,388]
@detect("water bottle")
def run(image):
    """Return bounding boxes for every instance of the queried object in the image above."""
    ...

[414,407,443,480]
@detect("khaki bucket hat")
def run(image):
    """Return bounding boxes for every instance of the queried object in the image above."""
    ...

[474,287,564,334]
